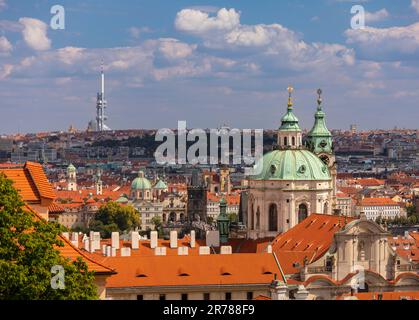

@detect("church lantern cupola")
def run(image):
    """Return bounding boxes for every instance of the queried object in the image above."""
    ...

[277,86,303,150]
[306,89,333,158]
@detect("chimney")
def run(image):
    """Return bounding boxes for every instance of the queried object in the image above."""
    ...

[62,232,70,240]
[111,232,120,249]
[267,245,273,254]
[111,247,117,257]
[131,231,140,250]
[71,232,79,242]
[83,238,90,252]
[106,245,112,257]
[199,246,211,255]
[155,247,167,256]
[220,246,232,255]
[190,230,196,248]
[178,247,189,256]
[150,231,158,249]
[102,244,107,256]
[89,238,96,253]
[170,231,178,249]
[93,232,101,250]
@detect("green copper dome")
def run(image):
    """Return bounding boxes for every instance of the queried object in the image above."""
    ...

[131,171,152,190]
[154,179,168,190]
[279,105,301,132]
[306,90,333,154]
[251,150,331,181]
[67,164,76,172]
[116,195,129,203]
[279,87,301,132]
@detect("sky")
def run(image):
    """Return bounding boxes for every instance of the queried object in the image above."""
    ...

[0,0,419,134]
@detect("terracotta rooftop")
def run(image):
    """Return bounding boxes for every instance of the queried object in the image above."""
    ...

[0,162,55,203]
[271,214,355,275]
[359,198,400,206]
[24,205,115,275]
[102,253,282,288]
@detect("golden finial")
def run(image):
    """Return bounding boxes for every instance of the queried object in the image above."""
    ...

[287,85,294,107]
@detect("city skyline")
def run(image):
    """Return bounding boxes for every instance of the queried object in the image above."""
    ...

[0,0,419,134]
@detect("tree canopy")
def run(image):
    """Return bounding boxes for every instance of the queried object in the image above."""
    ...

[0,174,98,300]
[90,202,141,238]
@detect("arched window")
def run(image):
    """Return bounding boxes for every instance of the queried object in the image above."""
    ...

[269,204,278,232]
[284,137,288,146]
[169,212,176,222]
[256,207,261,229]
[298,204,308,223]
[180,213,185,223]
[292,137,296,146]
[323,202,329,214]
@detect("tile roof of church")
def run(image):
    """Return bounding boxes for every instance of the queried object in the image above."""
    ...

[271,214,356,274]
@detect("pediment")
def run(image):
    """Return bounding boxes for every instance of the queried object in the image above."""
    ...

[337,219,389,237]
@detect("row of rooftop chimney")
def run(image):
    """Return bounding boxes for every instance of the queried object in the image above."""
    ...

[61,230,277,258]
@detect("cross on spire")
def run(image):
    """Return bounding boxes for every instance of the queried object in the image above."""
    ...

[317,88,323,106]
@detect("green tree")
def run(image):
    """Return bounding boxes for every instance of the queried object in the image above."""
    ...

[408,215,417,225]
[151,216,164,237]
[228,213,238,223]
[151,216,162,230]
[90,202,140,237]
[0,174,98,300]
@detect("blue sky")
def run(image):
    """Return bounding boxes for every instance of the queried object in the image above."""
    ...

[0,0,419,133]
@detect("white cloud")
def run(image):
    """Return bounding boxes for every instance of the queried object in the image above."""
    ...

[0,64,13,79]
[365,9,389,23]
[128,26,151,39]
[0,36,12,54]
[19,17,51,51]
[345,22,419,56]
[157,38,197,60]
[412,0,419,14]
[175,8,240,34]
[57,47,85,65]
[0,0,6,11]
[176,8,355,71]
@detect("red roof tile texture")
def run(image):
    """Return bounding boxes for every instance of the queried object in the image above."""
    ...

[271,214,355,274]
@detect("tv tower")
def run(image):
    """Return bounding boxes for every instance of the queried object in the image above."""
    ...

[96,61,110,131]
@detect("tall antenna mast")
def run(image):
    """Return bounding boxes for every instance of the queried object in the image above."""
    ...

[96,59,109,132]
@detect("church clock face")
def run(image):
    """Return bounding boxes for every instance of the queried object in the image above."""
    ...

[319,140,328,149]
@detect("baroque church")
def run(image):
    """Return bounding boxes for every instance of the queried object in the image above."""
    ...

[247,87,337,239]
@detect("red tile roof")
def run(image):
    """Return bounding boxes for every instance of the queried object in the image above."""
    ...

[359,198,399,206]
[24,205,115,275]
[271,214,355,275]
[0,162,55,203]
[102,253,281,288]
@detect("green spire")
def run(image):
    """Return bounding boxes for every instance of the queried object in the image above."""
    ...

[217,198,230,244]
[279,86,301,132]
[307,89,333,154]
